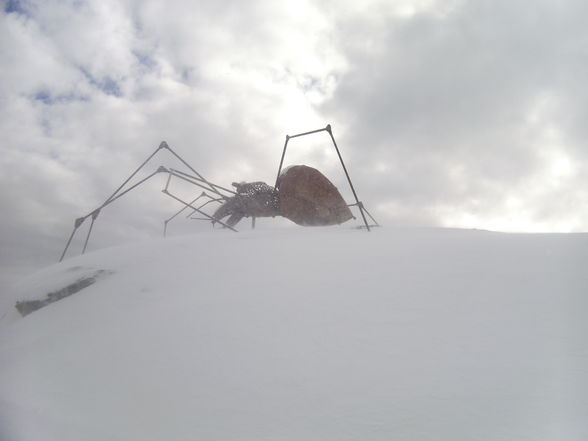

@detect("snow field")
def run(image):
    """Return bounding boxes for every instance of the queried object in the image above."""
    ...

[1,227,587,440]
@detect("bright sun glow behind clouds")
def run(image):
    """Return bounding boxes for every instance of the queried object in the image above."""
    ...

[2,0,588,281]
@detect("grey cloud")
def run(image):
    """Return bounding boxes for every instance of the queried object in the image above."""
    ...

[2,0,588,285]
[79,68,123,97]
[321,0,588,229]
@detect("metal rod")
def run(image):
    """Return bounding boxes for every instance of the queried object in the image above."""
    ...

[346,204,377,225]
[274,124,372,232]
[164,169,172,192]
[361,205,380,226]
[78,169,163,222]
[75,170,164,255]
[163,193,208,237]
[162,189,238,232]
[100,170,162,210]
[163,179,208,236]
[102,143,165,206]
[164,143,225,198]
[187,196,221,218]
[164,192,223,234]
[59,224,80,262]
[275,125,329,187]
[81,212,98,254]
[325,125,371,232]
[167,171,220,194]
[171,195,204,222]
[167,170,235,198]
[59,141,235,261]
[170,168,236,196]
[288,127,328,139]
[274,135,290,189]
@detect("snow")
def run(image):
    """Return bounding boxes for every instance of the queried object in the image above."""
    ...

[1,227,587,441]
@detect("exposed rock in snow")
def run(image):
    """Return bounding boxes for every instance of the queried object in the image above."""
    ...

[15,269,113,317]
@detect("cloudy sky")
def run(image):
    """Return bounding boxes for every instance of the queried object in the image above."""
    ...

[2,0,588,280]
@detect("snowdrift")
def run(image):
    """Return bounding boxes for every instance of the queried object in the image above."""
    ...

[1,227,587,441]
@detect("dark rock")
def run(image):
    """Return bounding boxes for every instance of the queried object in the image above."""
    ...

[15,270,112,317]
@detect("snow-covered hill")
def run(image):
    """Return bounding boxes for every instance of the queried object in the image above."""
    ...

[1,227,587,441]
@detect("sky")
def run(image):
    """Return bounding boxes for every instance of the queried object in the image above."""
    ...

[2,0,588,280]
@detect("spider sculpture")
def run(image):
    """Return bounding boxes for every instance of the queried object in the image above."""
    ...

[59,125,378,261]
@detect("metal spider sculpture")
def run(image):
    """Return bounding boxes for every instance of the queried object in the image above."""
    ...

[59,124,378,261]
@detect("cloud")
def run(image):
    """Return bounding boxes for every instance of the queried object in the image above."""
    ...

[0,0,347,275]
[1,0,588,282]
[321,0,588,231]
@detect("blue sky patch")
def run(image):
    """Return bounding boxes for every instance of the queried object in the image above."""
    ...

[80,68,123,97]
[34,90,53,105]
[32,90,89,105]
[133,51,157,70]
[4,0,29,15]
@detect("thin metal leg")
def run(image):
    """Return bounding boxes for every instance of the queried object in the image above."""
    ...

[274,135,290,189]
[362,206,380,227]
[163,192,214,236]
[162,189,238,232]
[102,143,165,206]
[325,125,370,231]
[164,144,225,198]
[82,211,100,254]
[59,141,235,261]
[59,225,79,262]
[274,124,372,231]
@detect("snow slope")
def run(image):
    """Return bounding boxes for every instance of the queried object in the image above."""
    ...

[1,227,587,441]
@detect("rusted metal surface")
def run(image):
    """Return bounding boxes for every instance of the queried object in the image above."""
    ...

[277,165,353,226]
[212,165,353,227]
[60,125,376,261]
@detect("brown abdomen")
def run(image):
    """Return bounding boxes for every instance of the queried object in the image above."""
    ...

[277,165,353,226]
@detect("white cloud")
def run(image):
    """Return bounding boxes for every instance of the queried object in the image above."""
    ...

[0,0,350,274]
[2,0,588,280]
[322,0,588,232]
